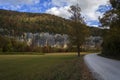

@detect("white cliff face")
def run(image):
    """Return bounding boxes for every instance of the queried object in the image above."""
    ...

[84,54,120,80]
[18,32,102,49]
[18,32,69,48]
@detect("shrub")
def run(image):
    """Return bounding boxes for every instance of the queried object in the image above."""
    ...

[0,35,13,52]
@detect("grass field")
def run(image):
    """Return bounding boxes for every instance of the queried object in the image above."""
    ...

[0,53,93,80]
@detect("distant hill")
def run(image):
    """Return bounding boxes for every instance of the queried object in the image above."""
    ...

[0,9,104,37]
[89,27,104,37]
[0,9,70,36]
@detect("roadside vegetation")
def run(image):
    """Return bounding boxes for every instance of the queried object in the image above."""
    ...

[100,0,120,59]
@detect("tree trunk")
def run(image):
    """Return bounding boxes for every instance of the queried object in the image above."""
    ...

[77,44,80,57]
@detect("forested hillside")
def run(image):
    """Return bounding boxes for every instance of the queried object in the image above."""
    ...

[0,9,70,36]
[0,9,103,53]
[0,9,103,37]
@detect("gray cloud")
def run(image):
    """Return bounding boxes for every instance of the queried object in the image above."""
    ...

[46,6,71,19]
[47,0,110,22]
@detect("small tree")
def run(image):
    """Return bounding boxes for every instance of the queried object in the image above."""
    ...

[68,4,89,57]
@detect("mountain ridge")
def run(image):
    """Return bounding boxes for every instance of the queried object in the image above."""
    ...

[0,9,70,35]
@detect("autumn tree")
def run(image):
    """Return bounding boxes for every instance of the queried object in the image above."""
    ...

[68,4,89,57]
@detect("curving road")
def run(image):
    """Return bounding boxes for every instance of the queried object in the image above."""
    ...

[84,54,120,80]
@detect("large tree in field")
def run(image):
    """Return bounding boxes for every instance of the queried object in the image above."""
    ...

[68,4,89,57]
[100,0,120,56]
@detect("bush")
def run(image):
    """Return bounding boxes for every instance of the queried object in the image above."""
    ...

[33,47,43,52]
[0,36,13,52]
[0,36,28,52]
[10,38,27,52]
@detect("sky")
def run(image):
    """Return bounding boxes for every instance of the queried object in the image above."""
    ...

[0,0,111,27]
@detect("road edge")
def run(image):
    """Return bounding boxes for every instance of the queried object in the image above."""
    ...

[84,54,104,80]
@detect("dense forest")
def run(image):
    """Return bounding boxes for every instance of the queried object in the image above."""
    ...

[0,9,103,36]
[0,9,71,36]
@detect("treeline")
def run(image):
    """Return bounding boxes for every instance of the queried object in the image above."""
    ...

[0,35,27,52]
[0,35,70,53]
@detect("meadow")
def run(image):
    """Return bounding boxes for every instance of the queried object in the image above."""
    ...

[0,53,93,80]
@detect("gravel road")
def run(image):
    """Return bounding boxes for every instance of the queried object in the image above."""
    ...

[84,54,120,80]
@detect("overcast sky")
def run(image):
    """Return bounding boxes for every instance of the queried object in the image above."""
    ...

[0,0,111,27]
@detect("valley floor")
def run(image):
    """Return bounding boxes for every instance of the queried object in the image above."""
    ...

[0,53,93,80]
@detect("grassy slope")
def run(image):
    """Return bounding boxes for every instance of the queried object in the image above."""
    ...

[0,53,93,80]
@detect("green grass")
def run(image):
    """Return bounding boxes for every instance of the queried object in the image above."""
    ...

[0,52,45,55]
[0,53,93,80]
